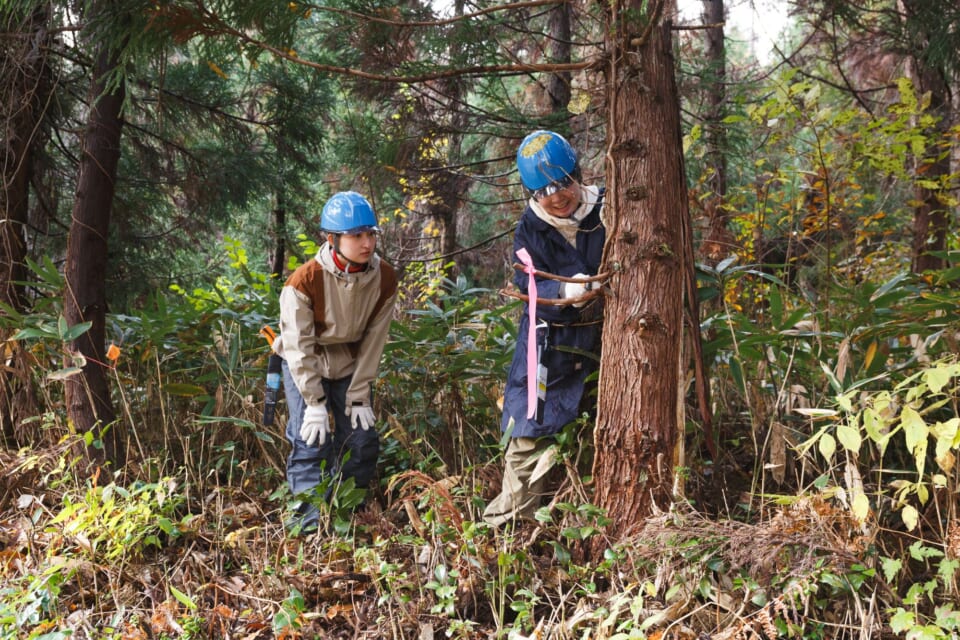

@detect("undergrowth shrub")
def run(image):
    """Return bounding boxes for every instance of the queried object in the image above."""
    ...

[796,356,960,638]
[5,239,284,491]
[379,275,514,485]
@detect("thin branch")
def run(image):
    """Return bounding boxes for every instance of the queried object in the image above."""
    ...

[512,264,612,283]
[193,5,598,84]
[500,285,605,306]
[393,227,514,264]
[671,22,725,31]
[304,0,570,28]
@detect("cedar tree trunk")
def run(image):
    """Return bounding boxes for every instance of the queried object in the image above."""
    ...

[699,0,732,264]
[593,13,687,540]
[1,3,50,443]
[546,2,572,113]
[899,0,952,274]
[64,23,126,469]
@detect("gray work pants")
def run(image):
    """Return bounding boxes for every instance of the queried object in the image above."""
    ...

[282,360,379,528]
[482,436,556,527]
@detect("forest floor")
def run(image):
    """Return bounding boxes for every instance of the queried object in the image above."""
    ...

[0,443,900,639]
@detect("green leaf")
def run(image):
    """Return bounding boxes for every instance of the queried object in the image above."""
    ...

[889,608,915,634]
[820,362,843,394]
[48,367,84,381]
[12,326,56,340]
[157,517,179,536]
[721,114,746,124]
[881,556,902,583]
[818,432,836,462]
[923,363,955,394]
[869,272,910,304]
[900,406,929,455]
[170,585,197,610]
[836,423,862,452]
[273,607,298,632]
[193,415,257,429]
[937,559,960,585]
[767,283,783,325]
[164,383,208,397]
[862,408,885,443]
[729,357,746,396]
[836,392,854,413]
[61,321,93,342]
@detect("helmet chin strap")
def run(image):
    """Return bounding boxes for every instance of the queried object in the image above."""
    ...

[330,235,368,273]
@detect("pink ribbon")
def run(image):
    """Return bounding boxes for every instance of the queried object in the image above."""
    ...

[516,248,538,419]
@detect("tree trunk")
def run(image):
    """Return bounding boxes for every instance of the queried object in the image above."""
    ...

[907,69,950,274]
[64,16,126,469]
[898,0,952,274]
[700,0,732,264]
[1,2,50,443]
[693,0,724,456]
[271,192,286,279]
[593,13,686,540]
[546,2,572,114]
[0,4,45,314]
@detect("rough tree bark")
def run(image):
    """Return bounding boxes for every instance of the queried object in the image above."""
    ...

[1,2,50,444]
[0,5,45,314]
[905,56,951,274]
[270,189,286,279]
[593,7,688,540]
[64,6,127,469]
[895,0,953,274]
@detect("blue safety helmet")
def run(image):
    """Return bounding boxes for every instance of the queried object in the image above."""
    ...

[320,191,381,234]
[516,130,580,192]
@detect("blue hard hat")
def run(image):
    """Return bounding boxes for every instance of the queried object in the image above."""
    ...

[516,130,579,191]
[320,191,381,234]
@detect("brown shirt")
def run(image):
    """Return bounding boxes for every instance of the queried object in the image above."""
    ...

[276,244,397,407]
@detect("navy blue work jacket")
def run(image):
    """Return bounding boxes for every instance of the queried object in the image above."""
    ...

[501,192,606,439]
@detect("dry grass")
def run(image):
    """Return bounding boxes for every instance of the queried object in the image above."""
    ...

[3,439,936,640]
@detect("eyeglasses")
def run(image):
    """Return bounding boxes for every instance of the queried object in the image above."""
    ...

[531,175,576,201]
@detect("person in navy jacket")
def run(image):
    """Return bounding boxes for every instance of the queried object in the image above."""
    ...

[483,130,606,527]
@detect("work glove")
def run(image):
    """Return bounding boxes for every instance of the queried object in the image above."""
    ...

[300,402,329,446]
[349,405,376,431]
[560,273,592,307]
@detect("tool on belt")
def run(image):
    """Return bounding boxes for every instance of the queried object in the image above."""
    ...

[259,326,282,426]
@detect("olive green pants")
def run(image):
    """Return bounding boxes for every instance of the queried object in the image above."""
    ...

[482,437,556,527]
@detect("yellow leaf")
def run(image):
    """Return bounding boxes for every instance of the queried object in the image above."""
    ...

[206,61,228,79]
[569,89,591,115]
[851,492,870,523]
[901,504,918,531]
[863,340,878,370]
[900,406,928,455]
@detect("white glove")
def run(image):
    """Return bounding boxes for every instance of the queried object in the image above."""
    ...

[349,405,376,431]
[300,402,329,446]
[561,273,592,307]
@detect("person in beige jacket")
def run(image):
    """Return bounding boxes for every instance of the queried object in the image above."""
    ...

[273,191,397,533]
